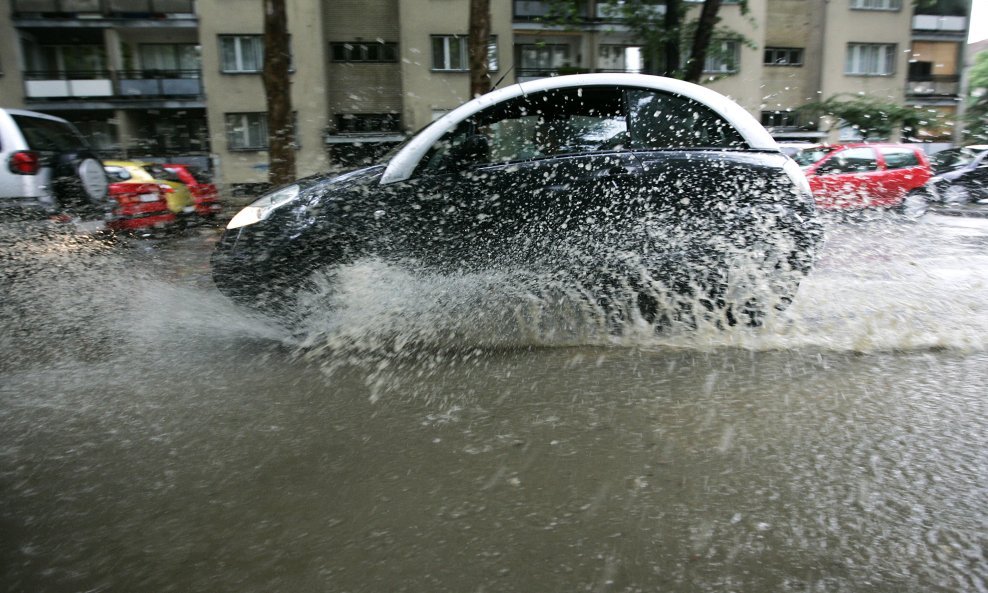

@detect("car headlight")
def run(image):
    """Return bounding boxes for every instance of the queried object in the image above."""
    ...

[226,184,300,229]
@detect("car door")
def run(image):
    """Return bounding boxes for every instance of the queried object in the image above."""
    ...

[964,151,988,199]
[876,146,930,206]
[378,86,641,270]
[622,88,755,261]
[811,146,882,207]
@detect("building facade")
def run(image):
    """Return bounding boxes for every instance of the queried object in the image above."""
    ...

[0,0,972,196]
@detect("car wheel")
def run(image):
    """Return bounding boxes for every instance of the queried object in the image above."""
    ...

[896,190,928,219]
[942,185,971,204]
[50,151,110,215]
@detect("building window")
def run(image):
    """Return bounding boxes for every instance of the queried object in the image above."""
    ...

[431,35,498,72]
[518,44,572,77]
[330,42,398,63]
[761,110,803,128]
[220,35,263,73]
[850,0,901,10]
[140,44,201,73]
[28,45,107,76]
[703,40,740,74]
[334,113,401,133]
[225,112,267,150]
[764,47,803,67]
[598,45,643,73]
[846,43,896,75]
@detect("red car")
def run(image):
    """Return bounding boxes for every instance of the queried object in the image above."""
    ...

[106,181,176,233]
[793,143,932,210]
[163,163,222,219]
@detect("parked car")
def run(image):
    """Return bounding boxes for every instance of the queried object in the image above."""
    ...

[212,74,822,328]
[923,145,988,205]
[793,143,932,212]
[102,160,194,217]
[105,179,176,234]
[163,163,222,220]
[0,107,111,230]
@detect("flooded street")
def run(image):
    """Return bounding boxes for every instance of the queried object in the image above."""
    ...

[2,214,987,592]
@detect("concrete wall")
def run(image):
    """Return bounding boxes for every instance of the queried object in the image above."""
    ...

[0,9,25,108]
[399,0,515,133]
[199,0,330,189]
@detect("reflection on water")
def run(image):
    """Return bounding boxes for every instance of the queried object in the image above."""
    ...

[1,215,987,592]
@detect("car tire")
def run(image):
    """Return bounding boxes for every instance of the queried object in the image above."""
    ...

[942,185,971,205]
[50,151,109,215]
[896,190,928,219]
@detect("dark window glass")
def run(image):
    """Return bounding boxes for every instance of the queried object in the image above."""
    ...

[11,115,89,151]
[335,114,401,133]
[627,89,746,148]
[330,42,398,63]
[819,147,879,174]
[880,147,920,169]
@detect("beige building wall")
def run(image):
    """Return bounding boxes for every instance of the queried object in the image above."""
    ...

[199,0,329,189]
[761,0,826,113]
[701,0,768,113]
[819,0,912,140]
[325,0,402,125]
[399,0,515,133]
[0,9,25,108]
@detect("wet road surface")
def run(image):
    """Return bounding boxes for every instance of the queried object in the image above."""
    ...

[1,213,987,592]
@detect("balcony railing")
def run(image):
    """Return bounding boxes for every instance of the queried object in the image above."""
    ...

[23,70,202,99]
[906,74,960,97]
[12,0,195,17]
[912,14,967,33]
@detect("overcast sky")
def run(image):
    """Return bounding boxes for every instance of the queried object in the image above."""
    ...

[971,0,987,43]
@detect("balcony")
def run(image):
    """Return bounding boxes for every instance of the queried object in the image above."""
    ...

[12,0,195,17]
[24,70,203,100]
[906,74,960,97]
[912,14,967,33]
[117,70,202,97]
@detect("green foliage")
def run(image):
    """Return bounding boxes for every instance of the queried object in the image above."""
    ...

[540,0,751,80]
[968,50,988,95]
[799,94,932,141]
[959,50,988,144]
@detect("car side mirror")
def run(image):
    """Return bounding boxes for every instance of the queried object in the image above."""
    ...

[445,134,490,172]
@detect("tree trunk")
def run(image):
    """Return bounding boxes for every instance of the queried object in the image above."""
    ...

[468,0,491,97]
[263,0,296,186]
[683,0,723,83]
[662,0,681,77]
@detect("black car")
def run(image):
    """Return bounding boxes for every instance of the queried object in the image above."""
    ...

[213,74,822,328]
[925,145,988,205]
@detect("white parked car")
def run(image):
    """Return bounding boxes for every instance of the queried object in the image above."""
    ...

[0,108,110,226]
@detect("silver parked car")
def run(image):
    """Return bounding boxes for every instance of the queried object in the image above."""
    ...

[0,108,110,225]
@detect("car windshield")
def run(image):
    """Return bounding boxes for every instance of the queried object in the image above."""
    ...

[144,164,183,183]
[11,114,90,152]
[169,165,213,184]
[416,85,747,174]
[793,146,834,167]
[930,148,979,173]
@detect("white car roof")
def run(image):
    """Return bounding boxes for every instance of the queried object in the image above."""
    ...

[381,73,779,185]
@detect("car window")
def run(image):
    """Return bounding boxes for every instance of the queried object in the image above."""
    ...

[186,167,213,184]
[794,147,833,167]
[11,114,89,152]
[880,147,920,170]
[104,166,131,182]
[625,89,746,149]
[930,148,977,173]
[144,164,183,183]
[418,86,628,172]
[817,147,878,174]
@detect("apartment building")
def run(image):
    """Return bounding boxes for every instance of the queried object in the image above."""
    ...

[907,0,971,142]
[1,0,209,165]
[0,0,971,194]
